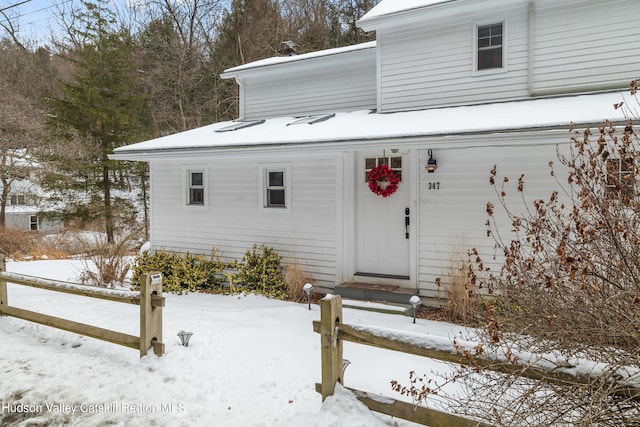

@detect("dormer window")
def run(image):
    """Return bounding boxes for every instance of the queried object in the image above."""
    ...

[476,22,504,71]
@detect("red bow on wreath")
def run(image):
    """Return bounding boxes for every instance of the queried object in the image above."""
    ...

[368,165,400,198]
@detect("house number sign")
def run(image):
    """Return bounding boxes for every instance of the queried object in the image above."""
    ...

[428,182,441,190]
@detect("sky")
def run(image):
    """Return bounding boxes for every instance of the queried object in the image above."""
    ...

[0,0,126,44]
[0,0,71,42]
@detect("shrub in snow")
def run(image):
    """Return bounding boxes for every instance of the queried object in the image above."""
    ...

[232,244,288,300]
[130,249,225,294]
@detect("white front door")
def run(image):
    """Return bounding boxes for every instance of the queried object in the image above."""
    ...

[356,151,411,278]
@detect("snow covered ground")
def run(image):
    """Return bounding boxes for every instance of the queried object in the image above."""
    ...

[0,259,468,426]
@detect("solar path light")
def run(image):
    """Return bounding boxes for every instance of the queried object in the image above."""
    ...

[303,283,313,310]
[410,295,421,324]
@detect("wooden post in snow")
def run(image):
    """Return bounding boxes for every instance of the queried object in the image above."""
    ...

[0,256,6,314]
[140,272,165,357]
[320,294,343,401]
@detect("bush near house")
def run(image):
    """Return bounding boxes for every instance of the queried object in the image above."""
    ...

[130,250,225,294]
[233,244,288,299]
[130,244,291,300]
[394,111,640,426]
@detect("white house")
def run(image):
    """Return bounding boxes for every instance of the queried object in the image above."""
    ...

[111,0,636,302]
[3,153,62,234]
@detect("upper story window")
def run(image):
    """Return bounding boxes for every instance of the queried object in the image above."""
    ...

[10,194,26,206]
[476,22,504,71]
[259,163,291,212]
[187,169,205,206]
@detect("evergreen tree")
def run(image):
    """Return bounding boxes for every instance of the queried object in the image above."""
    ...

[45,0,153,242]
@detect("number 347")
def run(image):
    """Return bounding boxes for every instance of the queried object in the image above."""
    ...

[428,182,440,190]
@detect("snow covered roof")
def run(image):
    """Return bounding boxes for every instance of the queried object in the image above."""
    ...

[221,41,376,77]
[359,0,456,21]
[111,92,630,160]
[5,205,39,214]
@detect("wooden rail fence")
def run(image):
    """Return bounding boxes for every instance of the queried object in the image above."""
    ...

[313,295,640,426]
[0,257,165,358]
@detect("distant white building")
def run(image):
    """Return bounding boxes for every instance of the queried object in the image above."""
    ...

[112,0,636,301]
[3,152,62,234]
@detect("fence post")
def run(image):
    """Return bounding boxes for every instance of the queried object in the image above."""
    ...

[140,272,165,358]
[320,295,343,401]
[0,256,6,315]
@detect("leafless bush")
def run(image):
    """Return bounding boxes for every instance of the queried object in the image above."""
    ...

[464,97,640,425]
[0,227,35,259]
[440,257,480,324]
[285,260,309,302]
[394,87,640,426]
[76,232,133,288]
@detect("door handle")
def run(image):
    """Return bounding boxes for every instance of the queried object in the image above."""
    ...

[405,208,410,239]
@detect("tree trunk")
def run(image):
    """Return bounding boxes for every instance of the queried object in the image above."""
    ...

[102,162,114,244]
[0,178,8,228]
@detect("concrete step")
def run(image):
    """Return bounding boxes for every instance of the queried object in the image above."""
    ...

[334,282,418,306]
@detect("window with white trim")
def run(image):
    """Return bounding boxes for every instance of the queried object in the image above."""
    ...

[10,194,26,206]
[187,169,205,206]
[30,215,38,231]
[476,22,504,71]
[259,164,291,211]
[606,157,635,199]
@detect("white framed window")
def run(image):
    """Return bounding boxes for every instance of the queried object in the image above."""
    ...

[474,21,506,73]
[606,157,635,200]
[186,168,207,206]
[259,163,291,212]
[29,215,38,231]
[10,194,26,206]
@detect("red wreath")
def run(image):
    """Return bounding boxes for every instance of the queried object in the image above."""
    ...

[368,165,400,198]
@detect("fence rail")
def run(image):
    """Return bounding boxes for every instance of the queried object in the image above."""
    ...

[313,294,485,427]
[0,257,164,358]
[314,295,640,426]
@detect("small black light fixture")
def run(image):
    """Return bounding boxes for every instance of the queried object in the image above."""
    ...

[177,330,193,347]
[426,149,437,173]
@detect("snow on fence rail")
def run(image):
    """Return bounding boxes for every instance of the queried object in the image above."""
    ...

[313,295,640,426]
[0,257,165,358]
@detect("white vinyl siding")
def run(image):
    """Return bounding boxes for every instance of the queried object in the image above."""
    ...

[239,50,377,120]
[376,4,529,112]
[149,155,338,287]
[416,133,570,298]
[530,0,640,93]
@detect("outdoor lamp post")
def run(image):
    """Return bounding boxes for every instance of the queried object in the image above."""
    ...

[177,330,193,347]
[303,283,313,310]
[410,295,421,324]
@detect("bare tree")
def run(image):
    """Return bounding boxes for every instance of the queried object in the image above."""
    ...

[0,41,50,228]
[135,0,224,132]
[393,85,640,426]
